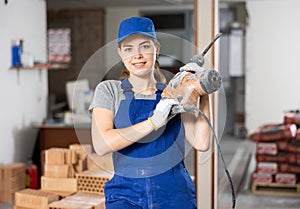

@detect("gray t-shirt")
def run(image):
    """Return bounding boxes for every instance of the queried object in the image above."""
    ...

[89,80,157,116]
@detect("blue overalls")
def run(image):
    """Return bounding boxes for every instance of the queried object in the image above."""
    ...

[104,78,197,209]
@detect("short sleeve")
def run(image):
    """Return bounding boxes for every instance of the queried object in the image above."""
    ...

[88,80,119,116]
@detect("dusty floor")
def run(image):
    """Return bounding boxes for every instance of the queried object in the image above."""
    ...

[218,135,300,209]
[1,135,300,209]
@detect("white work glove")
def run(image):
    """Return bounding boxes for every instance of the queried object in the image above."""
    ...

[148,99,177,131]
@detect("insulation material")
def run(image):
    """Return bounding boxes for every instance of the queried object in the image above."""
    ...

[257,142,277,155]
[284,112,300,126]
[276,140,300,153]
[256,152,289,164]
[256,162,278,174]
[249,114,300,192]
[249,123,297,142]
[256,152,300,165]
[295,129,300,141]
[252,172,273,183]
[275,173,297,184]
[279,163,300,174]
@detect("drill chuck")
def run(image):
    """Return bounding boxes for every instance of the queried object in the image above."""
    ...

[199,69,222,94]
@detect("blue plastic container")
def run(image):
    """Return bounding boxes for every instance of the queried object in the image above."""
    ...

[11,40,22,67]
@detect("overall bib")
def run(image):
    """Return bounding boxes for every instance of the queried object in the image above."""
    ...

[104,78,196,209]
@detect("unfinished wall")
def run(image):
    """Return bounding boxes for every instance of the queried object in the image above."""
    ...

[245,0,300,133]
[47,9,105,105]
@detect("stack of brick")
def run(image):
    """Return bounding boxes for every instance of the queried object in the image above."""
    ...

[69,144,92,173]
[0,163,26,203]
[14,189,59,209]
[249,114,300,185]
[76,170,113,196]
[87,153,113,172]
[11,143,112,209]
[41,144,92,194]
[280,111,300,179]
[83,152,114,196]
[48,192,105,209]
[45,144,111,209]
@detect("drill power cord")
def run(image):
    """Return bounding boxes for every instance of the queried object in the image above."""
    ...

[165,32,235,208]
[182,105,236,209]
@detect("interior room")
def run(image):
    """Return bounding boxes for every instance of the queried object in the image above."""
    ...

[1,0,300,208]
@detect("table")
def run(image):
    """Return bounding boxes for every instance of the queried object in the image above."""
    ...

[32,123,92,184]
[38,123,92,150]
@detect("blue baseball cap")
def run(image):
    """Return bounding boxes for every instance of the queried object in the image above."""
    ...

[118,16,157,43]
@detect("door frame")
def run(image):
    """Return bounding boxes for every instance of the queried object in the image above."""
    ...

[194,0,220,208]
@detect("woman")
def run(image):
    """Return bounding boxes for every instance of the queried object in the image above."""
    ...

[89,16,210,209]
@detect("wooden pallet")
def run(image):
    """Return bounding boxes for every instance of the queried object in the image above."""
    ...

[251,182,300,197]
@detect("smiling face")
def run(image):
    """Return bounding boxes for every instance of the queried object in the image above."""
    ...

[118,34,160,79]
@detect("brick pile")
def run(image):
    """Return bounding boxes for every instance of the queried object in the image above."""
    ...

[0,163,26,203]
[10,143,112,208]
[249,111,300,185]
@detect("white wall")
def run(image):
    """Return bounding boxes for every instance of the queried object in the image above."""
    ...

[245,0,300,133]
[0,0,48,164]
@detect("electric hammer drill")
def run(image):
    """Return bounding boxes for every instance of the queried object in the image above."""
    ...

[161,33,223,117]
[161,33,236,209]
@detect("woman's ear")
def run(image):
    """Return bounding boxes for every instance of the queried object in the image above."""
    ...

[156,42,161,56]
[118,47,122,57]
[118,47,125,63]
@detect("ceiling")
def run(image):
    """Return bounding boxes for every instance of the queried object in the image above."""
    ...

[47,0,194,10]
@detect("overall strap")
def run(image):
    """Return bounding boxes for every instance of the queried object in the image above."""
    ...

[156,82,166,92]
[121,78,166,98]
[121,78,134,99]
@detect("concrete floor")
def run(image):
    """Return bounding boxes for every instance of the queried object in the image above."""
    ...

[218,135,300,209]
[0,204,12,209]
[1,135,300,209]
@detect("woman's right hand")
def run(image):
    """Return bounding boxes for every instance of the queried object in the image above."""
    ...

[148,99,177,130]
